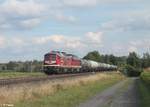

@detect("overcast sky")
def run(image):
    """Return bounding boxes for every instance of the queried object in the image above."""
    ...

[0,0,150,62]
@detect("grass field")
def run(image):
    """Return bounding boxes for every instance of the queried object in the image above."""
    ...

[11,72,124,107]
[0,71,45,79]
[138,70,150,107]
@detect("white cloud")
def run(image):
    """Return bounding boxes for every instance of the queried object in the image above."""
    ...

[54,14,77,22]
[66,40,85,49]
[0,36,26,49]
[34,35,65,44]
[111,39,150,55]
[19,18,41,29]
[129,39,150,50]
[32,31,103,52]
[62,0,144,7]
[33,34,82,47]
[0,0,145,30]
[128,46,138,52]
[85,32,103,44]
[11,38,25,46]
[50,35,65,43]
[0,0,80,29]
[63,0,98,7]
[101,11,150,32]
[130,41,142,46]
[0,0,46,17]
[0,0,47,29]
[0,36,5,48]
[34,31,103,47]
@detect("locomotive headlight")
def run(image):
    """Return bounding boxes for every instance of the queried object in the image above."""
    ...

[51,61,56,64]
[45,61,50,63]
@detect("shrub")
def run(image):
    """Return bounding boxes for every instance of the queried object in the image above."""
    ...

[121,65,143,77]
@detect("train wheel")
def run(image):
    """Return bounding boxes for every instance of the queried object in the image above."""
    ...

[43,67,52,75]
[43,67,57,75]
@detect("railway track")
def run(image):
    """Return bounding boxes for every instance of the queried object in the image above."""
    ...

[0,72,95,86]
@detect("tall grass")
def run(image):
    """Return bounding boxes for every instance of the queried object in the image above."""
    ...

[138,70,150,107]
[0,72,124,104]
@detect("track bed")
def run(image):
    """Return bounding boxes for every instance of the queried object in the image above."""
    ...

[0,72,98,86]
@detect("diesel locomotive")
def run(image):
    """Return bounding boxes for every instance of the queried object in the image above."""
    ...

[43,51,117,75]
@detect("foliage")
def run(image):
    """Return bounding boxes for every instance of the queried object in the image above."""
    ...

[121,65,143,77]
[83,51,126,66]
[0,60,42,72]
[139,71,150,107]
[142,52,150,68]
[141,70,150,87]
[83,51,101,62]
[83,51,148,77]
[121,52,143,77]
[126,52,141,67]
[6,61,18,70]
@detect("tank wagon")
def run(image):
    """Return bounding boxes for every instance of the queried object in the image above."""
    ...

[43,51,117,75]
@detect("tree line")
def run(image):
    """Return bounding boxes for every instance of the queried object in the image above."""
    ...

[83,51,150,76]
[0,60,42,72]
[0,51,150,76]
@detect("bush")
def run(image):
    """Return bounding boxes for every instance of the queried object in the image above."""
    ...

[121,65,143,77]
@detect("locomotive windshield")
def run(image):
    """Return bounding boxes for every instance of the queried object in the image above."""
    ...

[45,54,50,60]
[51,54,56,61]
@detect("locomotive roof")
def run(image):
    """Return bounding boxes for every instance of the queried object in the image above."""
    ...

[49,51,80,59]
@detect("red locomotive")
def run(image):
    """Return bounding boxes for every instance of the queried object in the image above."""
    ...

[43,51,81,74]
[43,51,117,75]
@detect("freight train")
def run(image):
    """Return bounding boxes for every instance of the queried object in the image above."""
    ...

[43,51,117,75]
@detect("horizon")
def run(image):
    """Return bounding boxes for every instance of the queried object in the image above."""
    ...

[0,0,150,62]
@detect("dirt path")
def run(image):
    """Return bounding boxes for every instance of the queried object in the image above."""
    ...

[78,78,140,107]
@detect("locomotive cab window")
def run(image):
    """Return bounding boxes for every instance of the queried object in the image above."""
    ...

[51,54,56,61]
[45,54,50,60]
